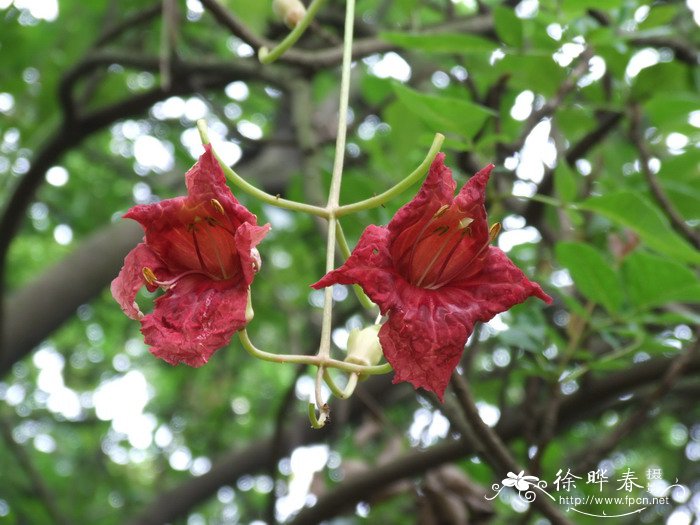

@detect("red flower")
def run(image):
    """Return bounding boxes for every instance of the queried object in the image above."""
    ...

[313,154,551,400]
[111,145,270,366]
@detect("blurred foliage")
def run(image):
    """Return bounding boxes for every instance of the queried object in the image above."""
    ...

[1,0,699,524]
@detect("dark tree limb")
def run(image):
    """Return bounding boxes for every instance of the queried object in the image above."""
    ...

[630,103,700,250]
[124,375,403,525]
[450,373,575,525]
[0,415,72,525]
[286,353,700,525]
[574,334,700,473]
[121,351,700,525]
[0,220,143,376]
[199,0,492,68]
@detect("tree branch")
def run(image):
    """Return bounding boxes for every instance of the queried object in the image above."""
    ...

[574,334,700,473]
[199,0,492,68]
[0,415,72,525]
[0,221,143,376]
[630,103,700,250]
[283,353,700,525]
[450,373,575,525]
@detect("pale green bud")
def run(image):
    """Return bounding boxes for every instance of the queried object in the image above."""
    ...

[272,0,306,28]
[345,325,383,367]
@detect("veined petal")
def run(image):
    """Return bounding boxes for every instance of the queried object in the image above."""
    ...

[185,145,257,226]
[388,153,457,266]
[124,197,205,274]
[378,284,472,401]
[448,246,552,309]
[311,155,551,400]
[140,276,249,366]
[312,225,400,314]
[236,222,271,286]
[111,242,172,320]
[453,163,493,250]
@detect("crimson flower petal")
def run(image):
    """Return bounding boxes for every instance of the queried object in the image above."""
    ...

[236,222,271,286]
[313,225,400,312]
[111,243,173,320]
[141,276,249,366]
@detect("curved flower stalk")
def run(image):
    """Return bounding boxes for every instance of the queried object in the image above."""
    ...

[111,145,270,366]
[313,154,552,400]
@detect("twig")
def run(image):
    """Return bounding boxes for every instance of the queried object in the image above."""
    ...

[0,416,72,525]
[564,111,623,165]
[450,373,576,525]
[93,3,162,47]
[159,0,179,90]
[574,333,699,473]
[630,103,700,250]
[199,0,492,68]
[530,301,594,475]
[198,0,269,51]
[507,48,593,154]
[266,364,307,525]
[126,352,700,525]
[628,35,699,66]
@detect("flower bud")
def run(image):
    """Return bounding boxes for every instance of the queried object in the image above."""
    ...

[272,0,306,29]
[345,325,383,367]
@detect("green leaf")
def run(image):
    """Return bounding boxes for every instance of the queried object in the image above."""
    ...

[392,83,495,139]
[622,251,700,309]
[493,6,523,48]
[639,5,681,29]
[581,192,700,265]
[496,54,565,97]
[661,181,700,221]
[554,162,578,203]
[557,0,624,13]
[645,92,699,131]
[380,32,496,54]
[632,62,691,101]
[556,242,623,314]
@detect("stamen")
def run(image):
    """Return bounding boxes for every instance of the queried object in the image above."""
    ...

[211,199,225,214]
[428,222,501,289]
[201,223,229,280]
[459,217,474,230]
[406,204,454,277]
[489,222,501,242]
[142,267,157,285]
[156,270,207,288]
[414,228,461,287]
[434,225,450,236]
[433,204,449,218]
[190,225,208,273]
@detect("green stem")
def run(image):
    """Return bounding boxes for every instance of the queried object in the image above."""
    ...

[336,222,376,311]
[259,0,328,64]
[335,132,445,217]
[197,120,328,217]
[323,369,359,399]
[525,193,577,209]
[312,0,356,428]
[238,329,391,375]
[308,402,328,429]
